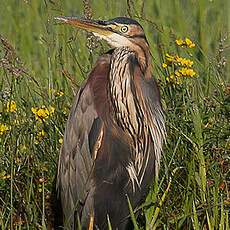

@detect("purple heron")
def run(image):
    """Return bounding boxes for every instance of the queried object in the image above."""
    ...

[53,16,166,230]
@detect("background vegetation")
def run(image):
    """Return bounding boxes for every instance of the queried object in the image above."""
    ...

[0,0,229,229]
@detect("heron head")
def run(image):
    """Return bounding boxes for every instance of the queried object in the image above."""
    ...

[55,16,147,48]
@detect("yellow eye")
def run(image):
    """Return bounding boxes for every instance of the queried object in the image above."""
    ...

[120,26,128,33]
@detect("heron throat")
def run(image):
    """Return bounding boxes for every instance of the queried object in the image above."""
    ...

[108,47,151,191]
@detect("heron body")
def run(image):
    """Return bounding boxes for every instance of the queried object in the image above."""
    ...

[54,16,166,230]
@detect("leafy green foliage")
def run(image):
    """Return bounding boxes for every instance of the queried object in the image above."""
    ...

[0,0,229,229]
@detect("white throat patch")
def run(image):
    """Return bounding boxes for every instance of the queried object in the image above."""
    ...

[93,32,132,48]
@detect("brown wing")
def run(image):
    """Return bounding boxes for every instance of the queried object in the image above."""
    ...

[56,54,111,229]
[139,77,166,175]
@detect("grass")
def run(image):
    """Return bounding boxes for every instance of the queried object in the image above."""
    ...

[0,0,229,229]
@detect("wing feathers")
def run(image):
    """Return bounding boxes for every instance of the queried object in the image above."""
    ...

[56,54,112,228]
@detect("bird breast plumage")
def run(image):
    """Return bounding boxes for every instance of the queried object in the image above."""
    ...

[108,48,163,191]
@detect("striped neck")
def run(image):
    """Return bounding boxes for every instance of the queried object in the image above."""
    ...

[109,48,141,137]
[108,47,165,192]
[109,47,148,191]
[129,38,152,78]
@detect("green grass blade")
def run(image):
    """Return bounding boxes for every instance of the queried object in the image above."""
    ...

[107,214,113,230]
[192,200,199,230]
[126,195,139,230]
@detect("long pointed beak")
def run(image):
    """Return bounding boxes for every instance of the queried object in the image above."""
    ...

[54,16,113,36]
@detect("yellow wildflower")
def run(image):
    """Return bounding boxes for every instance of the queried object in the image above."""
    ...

[37,108,49,119]
[0,123,10,135]
[185,68,196,77]
[164,52,196,85]
[178,67,196,77]
[185,38,195,48]
[49,106,55,114]
[63,107,69,116]
[175,70,182,77]
[175,56,183,63]
[179,67,188,76]
[166,53,175,62]
[31,106,55,121]
[56,91,64,97]
[6,100,17,113]
[0,171,10,180]
[169,75,174,80]
[35,130,46,144]
[165,54,194,67]
[162,63,168,68]
[175,38,195,48]
[1,173,11,180]
[166,74,172,80]
[181,59,193,67]
[166,74,182,85]
[175,56,194,67]
[175,38,184,46]
[59,138,63,144]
